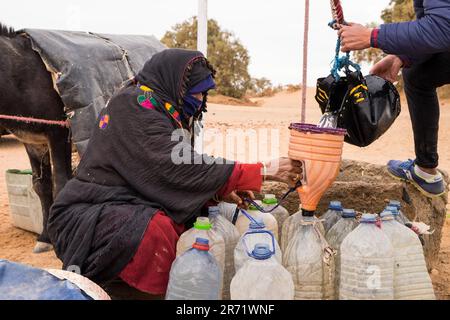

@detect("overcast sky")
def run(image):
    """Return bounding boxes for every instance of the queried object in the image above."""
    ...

[1,0,391,85]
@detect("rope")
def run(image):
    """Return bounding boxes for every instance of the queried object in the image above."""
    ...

[0,114,69,127]
[330,38,361,81]
[330,0,345,28]
[301,0,310,123]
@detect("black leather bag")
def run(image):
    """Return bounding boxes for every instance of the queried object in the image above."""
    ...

[315,71,401,147]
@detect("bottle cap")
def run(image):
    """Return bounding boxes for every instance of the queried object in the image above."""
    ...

[342,209,356,218]
[360,213,377,223]
[192,237,210,251]
[251,243,272,260]
[249,217,266,229]
[329,201,343,211]
[388,200,401,209]
[194,217,212,230]
[248,200,263,211]
[380,210,394,219]
[208,206,220,217]
[385,206,399,215]
[262,194,278,205]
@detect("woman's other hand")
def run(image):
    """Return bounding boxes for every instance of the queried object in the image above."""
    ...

[265,157,303,188]
[222,190,255,209]
[370,55,403,83]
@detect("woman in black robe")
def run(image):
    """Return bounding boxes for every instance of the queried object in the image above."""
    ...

[47,48,302,296]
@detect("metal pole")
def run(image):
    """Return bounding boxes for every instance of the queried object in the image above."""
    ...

[197,0,208,57]
[301,0,310,123]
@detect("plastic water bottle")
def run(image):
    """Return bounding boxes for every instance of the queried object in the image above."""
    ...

[262,194,289,241]
[322,201,343,233]
[283,213,335,300]
[217,201,239,223]
[208,206,240,300]
[235,201,278,241]
[325,209,359,299]
[230,243,294,300]
[176,217,225,275]
[281,209,325,253]
[380,210,435,300]
[234,217,282,272]
[340,214,394,300]
[388,200,410,224]
[166,238,222,300]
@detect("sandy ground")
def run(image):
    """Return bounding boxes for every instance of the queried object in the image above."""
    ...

[0,89,449,299]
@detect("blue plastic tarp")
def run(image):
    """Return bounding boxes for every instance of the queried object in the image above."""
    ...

[0,260,92,300]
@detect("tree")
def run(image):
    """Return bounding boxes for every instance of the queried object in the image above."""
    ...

[161,17,251,99]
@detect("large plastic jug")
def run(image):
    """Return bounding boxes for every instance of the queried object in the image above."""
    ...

[208,206,240,300]
[166,238,222,300]
[262,194,289,241]
[282,213,336,300]
[234,217,282,272]
[322,201,343,233]
[325,209,359,299]
[340,214,394,300]
[235,201,278,241]
[230,243,294,300]
[387,200,410,224]
[217,201,239,223]
[380,210,435,300]
[281,209,325,253]
[177,217,225,274]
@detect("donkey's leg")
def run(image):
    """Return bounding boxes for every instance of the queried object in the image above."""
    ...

[47,128,72,196]
[23,143,54,253]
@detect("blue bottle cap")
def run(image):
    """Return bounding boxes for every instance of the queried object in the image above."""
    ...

[388,200,401,209]
[329,201,343,211]
[380,210,394,219]
[251,243,272,260]
[249,217,265,229]
[195,238,209,245]
[342,209,356,218]
[360,213,377,223]
[208,206,220,217]
[385,205,399,215]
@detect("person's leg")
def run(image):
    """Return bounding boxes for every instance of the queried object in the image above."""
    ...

[387,52,450,197]
[403,52,450,171]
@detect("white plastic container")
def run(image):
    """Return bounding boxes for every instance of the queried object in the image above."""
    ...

[234,217,282,272]
[322,201,343,233]
[235,201,278,241]
[167,238,222,300]
[230,243,294,300]
[262,194,289,241]
[208,206,240,300]
[380,210,435,300]
[217,201,239,223]
[5,169,43,234]
[325,209,359,299]
[387,200,410,224]
[283,214,335,300]
[340,214,394,300]
[177,217,225,275]
[281,209,325,253]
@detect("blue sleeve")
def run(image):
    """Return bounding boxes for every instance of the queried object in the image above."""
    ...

[377,0,450,64]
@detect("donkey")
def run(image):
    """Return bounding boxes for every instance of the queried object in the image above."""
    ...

[0,23,72,253]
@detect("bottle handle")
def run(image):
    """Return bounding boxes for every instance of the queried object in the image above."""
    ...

[242,230,276,258]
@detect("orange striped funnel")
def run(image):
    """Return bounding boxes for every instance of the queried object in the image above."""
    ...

[288,124,346,213]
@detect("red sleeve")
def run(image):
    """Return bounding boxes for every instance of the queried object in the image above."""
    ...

[217,163,263,197]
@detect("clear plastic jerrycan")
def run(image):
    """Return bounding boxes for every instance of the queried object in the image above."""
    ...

[208,206,240,300]
[387,200,410,224]
[322,201,343,233]
[176,217,226,275]
[235,201,278,241]
[340,213,394,300]
[234,217,282,272]
[262,194,289,241]
[283,213,336,300]
[166,238,222,300]
[230,243,294,300]
[325,209,359,299]
[217,201,239,223]
[281,209,325,253]
[380,210,435,300]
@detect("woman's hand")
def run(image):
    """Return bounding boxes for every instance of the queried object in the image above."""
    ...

[265,157,303,188]
[337,22,373,52]
[221,190,255,209]
[370,55,403,83]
